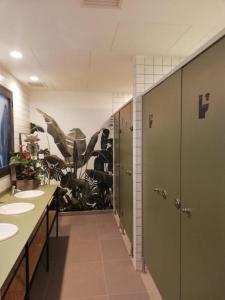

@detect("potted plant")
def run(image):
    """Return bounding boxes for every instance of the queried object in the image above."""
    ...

[10,148,41,190]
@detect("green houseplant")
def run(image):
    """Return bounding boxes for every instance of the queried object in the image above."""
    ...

[10,148,41,190]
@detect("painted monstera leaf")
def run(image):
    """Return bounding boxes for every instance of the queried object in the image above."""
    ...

[36,108,71,158]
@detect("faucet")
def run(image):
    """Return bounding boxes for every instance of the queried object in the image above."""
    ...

[11,185,21,196]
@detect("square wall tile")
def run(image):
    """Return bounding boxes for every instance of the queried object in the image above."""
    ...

[154,65,163,74]
[136,75,145,84]
[145,75,154,84]
[144,65,154,74]
[136,65,145,74]
[154,56,163,65]
[136,84,145,93]
[154,74,163,82]
[145,83,152,90]
[163,65,172,74]
[172,56,180,66]
[163,56,172,66]
[145,56,154,65]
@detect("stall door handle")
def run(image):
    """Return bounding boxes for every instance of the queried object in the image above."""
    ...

[153,187,162,194]
[153,188,168,199]
[182,208,192,215]
[126,170,132,176]
[161,189,168,199]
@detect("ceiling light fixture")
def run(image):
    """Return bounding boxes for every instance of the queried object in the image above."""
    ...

[10,50,23,59]
[29,76,39,82]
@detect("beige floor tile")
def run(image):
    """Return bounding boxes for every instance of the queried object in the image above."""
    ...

[67,240,102,263]
[58,224,72,236]
[100,238,130,261]
[109,293,150,300]
[49,236,70,263]
[61,296,107,300]
[96,213,116,225]
[46,262,106,299]
[70,223,99,241]
[104,260,146,295]
[60,215,97,226]
[50,238,101,263]
[97,222,121,240]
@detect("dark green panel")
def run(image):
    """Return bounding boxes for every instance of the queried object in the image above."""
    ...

[181,37,225,300]
[119,102,133,243]
[143,71,181,300]
[114,112,120,215]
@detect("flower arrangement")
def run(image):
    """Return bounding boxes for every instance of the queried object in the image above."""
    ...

[10,146,41,181]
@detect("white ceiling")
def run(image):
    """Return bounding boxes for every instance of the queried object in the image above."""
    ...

[0,0,225,92]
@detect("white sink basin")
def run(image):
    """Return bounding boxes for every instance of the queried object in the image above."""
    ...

[0,202,35,215]
[0,223,18,241]
[15,190,45,199]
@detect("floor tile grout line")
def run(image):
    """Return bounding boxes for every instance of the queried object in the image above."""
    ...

[43,254,55,300]
[97,218,111,300]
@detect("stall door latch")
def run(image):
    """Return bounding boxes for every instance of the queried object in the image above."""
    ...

[149,114,154,128]
[198,93,210,119]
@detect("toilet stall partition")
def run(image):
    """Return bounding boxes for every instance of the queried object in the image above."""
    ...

[113,111,120,215]
[142,35,225,300]
[143,70,181,300]
[118,102,133,247]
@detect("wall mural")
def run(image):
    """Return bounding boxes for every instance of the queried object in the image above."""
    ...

[30,109,113,212]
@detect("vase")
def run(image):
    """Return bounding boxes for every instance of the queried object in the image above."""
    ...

[16,179,39,191]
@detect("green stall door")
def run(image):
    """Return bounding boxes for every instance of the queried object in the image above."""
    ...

[119,102,133,244]
[143,71,181,300]
[181,37,225,300]
[114,112,120,215]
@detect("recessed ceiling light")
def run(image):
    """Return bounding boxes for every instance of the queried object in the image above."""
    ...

[10,50,23,59]
[29,76,39,82]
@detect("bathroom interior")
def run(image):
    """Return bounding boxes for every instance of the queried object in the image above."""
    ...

[1,1,225,300]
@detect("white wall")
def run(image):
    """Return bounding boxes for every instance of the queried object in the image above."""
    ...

[29,90,113,160]
[0,67,30,192]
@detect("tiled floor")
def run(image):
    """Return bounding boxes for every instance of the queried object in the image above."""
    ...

[30,212,150,300]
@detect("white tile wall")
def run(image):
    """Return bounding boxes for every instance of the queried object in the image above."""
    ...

[112,93,132,113]
[134,55,185,97]
[0,68,30,192]
[132,95,143,271]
